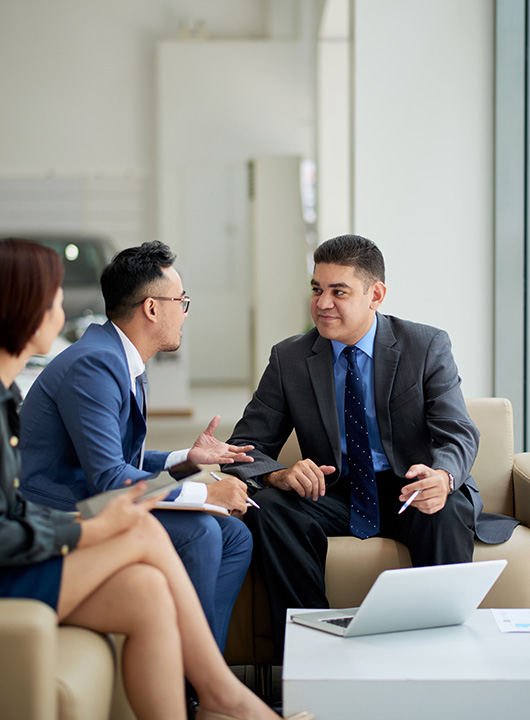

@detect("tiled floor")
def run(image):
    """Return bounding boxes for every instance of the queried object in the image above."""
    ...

[231,665,282,707]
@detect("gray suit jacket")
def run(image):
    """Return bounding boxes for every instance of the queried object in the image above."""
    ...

[225,313,518,543]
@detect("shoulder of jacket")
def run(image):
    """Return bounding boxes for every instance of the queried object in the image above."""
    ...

[274,327,319,351]
[380,313,446,338]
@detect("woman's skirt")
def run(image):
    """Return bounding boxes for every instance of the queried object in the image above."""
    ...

[0,556,63,610]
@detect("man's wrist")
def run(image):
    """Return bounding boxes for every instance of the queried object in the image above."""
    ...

[436,469,455,494]
[262,469,282,487]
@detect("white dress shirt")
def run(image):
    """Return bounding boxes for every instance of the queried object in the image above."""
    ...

[112,323,207,504]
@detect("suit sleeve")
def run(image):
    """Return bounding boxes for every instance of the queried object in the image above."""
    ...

[0,493,81,565]
[55,354,168,494]
[420,330,479,487]
[222,345,295,480]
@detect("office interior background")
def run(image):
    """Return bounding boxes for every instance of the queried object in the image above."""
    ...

[1,0,529,448]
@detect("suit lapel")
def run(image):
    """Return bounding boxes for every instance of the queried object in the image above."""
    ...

[102,321,147,464]
[373,313,400,465]
[307,333,342,468]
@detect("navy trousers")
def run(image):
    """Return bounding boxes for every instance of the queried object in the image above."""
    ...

[152,509,252,651]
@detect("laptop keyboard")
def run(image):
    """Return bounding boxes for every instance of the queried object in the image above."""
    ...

[322,616,354,628]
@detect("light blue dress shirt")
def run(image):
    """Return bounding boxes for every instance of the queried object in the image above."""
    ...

[331,316,391,475]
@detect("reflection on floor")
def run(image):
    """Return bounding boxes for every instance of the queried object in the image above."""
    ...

[232,665,282,708]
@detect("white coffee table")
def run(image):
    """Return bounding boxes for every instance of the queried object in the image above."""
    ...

[283,609,530,720]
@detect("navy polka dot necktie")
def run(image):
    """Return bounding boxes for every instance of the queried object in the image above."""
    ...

[343,346,379,538]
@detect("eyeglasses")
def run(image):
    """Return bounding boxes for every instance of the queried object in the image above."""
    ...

[132,296,191,313]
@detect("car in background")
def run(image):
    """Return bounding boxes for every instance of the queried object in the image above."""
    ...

[19,234,119,334]
[1,233,121,393]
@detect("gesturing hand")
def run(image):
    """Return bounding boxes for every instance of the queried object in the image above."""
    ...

[188,415,255,465]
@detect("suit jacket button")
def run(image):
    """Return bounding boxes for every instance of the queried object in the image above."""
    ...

[13,477,20,488]
[9,436,19,447]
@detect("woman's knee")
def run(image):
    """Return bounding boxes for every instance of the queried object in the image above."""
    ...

[130,512,175,553]
[121,565,176,624]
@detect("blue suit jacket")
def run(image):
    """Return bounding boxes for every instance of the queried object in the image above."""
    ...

[19,322,170,510]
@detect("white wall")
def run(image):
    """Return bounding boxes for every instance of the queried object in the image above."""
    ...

[0,0,271,174]
[0,0,495,396]
[317,0,351,240]
[350,0,494,397]
[157,39,314,382]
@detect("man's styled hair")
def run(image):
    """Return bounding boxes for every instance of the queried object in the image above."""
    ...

[0,238,64,356]
[313,234,385,288]
[101,241,177,320]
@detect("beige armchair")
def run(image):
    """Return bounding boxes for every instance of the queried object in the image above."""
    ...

[0,598,134,720]
[224,397,530,668]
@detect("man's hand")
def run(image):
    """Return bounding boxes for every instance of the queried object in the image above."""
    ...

[206,476,250,514]
[188,415,255,465]
[400,464,452,515]
[263,459,336,501]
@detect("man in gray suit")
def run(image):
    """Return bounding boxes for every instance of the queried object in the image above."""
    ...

[222,234,518,656]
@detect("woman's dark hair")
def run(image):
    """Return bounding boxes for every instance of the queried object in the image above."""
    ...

[0,238,64,355]
[100,241,176,320]
[313,234,385,288]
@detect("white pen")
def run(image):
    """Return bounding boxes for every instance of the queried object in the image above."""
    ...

[209,471,260,509]
[398,488,422,515]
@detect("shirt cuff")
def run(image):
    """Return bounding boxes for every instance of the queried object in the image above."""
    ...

[164,449,191,468]
[172,480,208,505]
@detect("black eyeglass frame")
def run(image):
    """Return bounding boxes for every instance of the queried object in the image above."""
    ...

[132,296,191,313]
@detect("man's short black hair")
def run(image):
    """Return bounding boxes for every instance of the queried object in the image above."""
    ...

[313,234,385,288]
[101,241,176,320]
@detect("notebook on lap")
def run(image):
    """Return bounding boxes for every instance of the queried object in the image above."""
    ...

[290,559,507,637]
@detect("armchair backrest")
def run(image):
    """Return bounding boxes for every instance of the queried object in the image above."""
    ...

[278,397,516,519]
[465,397,515,517]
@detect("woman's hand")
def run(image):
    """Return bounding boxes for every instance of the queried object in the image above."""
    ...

[77,482,167,548]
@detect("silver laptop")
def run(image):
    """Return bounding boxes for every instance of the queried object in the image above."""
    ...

[290,559,507,637]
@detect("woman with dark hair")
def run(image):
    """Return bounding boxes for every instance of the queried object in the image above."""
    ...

[0,238,312,720]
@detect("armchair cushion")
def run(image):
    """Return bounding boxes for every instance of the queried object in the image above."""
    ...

[0,598,124,720]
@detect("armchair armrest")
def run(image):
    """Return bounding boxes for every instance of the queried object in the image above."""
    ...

[512,452,530,526]
[0,599,58,719]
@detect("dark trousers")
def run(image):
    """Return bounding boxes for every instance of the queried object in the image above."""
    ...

[245,470,475,659]
[152,510,253,651]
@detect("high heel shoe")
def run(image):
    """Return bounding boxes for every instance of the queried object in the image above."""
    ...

[196,710,315,720]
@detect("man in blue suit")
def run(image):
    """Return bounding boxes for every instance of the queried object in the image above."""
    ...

[20,241,253,652]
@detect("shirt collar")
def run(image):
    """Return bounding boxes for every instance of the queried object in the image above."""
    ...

[111,322,145,391]
[0,378,22,405]
[331,314,378,365]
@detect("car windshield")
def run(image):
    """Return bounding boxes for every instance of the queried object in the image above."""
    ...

[37,238,109,286]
